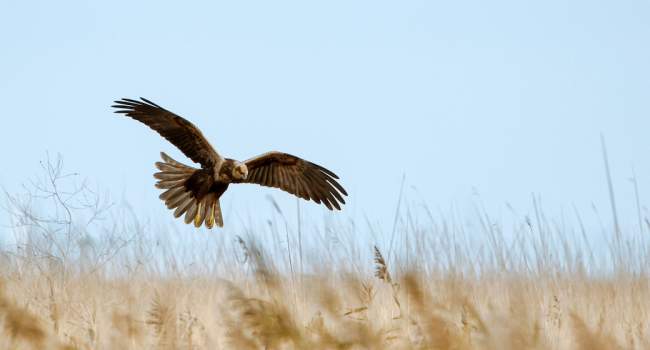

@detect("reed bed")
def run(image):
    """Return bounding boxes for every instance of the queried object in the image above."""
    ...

[1,156,649,349]
[1,249,649,349]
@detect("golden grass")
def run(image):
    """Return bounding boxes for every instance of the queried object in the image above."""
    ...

[1,246,649,349]
[3,157,650,349]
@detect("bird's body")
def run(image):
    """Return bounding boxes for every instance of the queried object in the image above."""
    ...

[113,98,347,228]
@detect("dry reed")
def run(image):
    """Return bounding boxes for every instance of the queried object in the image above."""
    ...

[2,156,650,349]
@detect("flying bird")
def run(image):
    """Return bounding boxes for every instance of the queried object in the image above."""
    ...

[112,98,347,228]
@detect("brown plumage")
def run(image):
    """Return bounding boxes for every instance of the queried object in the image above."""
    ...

[113,97,347,228]
[240,152,347,210]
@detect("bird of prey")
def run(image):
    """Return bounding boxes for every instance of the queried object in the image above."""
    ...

[112,98,347,228]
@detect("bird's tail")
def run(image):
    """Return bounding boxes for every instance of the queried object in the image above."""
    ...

[154,152,224,228]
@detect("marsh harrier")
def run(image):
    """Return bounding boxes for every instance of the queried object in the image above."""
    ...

[113,98,347,228]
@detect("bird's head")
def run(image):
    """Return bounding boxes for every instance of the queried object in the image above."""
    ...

[232,162,249,180]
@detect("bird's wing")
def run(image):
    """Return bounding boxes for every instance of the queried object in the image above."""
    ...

[238,152,347,210]
[112,98,222,167]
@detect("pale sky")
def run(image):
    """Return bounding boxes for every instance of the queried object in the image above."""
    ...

[1,0,649,235]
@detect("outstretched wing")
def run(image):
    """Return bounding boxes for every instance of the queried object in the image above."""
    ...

[238,152,347,210]
[112,98,222,168]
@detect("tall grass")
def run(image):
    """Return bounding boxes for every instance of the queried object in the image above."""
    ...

[1,156,650,349]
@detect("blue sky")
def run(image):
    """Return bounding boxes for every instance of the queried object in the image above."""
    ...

[1,0,649,234]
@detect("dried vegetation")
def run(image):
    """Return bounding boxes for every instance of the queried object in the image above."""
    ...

[1,156,650,349]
